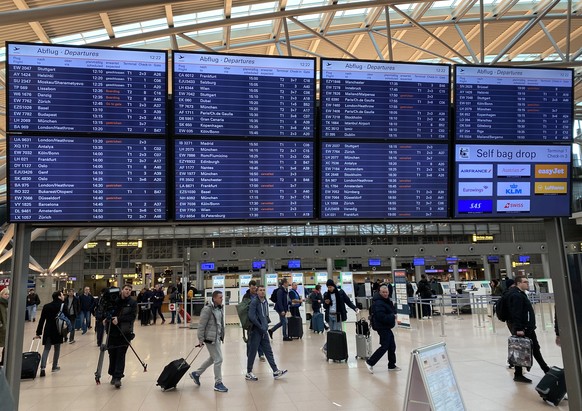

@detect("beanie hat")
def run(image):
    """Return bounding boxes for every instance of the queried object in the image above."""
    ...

[505,278,515,288]
[326,279,336,287]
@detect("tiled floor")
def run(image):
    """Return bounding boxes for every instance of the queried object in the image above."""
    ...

[16,310,568,411]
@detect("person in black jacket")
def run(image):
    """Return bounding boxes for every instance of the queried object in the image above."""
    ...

[416,275,433,318]
[365,285,399,373]
[105,284,137,388]
[35,291,65,377]
[64,289,80,343]
[507,275,550,383]
[26,288,41,322]
[150,284,165,325]
[321,279,359,354]
[309,284,323,313]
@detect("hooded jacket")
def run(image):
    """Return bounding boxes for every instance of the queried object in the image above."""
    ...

[371,292,396,331]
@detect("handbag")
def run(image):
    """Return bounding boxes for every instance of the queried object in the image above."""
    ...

[508,335,532,368]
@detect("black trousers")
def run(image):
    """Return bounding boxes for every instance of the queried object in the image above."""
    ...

[367,329,396,368]
[107,336,129,379]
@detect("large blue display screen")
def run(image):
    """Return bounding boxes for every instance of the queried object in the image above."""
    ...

[320,59,450,140]
[7,43,167,135]
[9,135,166,222]
[321,142,448,218]
[173,52,315,138]
[453,144,571,217]
[175,139,314,220]
[455,66,573,142]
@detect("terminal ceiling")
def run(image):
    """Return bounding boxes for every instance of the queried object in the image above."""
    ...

[0,0,581,215]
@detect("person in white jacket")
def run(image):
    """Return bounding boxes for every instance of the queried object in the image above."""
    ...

[189,290,228,392]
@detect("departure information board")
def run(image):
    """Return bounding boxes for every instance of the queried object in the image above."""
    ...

[321,142,448,218]
[173,52,315,138]
[320,59,450,140]
[9,135,166,222]
[454,144,571,217]
[455,66,573,142]
[7,43,167,135]
[175,139,314,220]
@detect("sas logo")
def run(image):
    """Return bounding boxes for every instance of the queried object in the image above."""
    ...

[496,200,530,212]
[497,182,530,196]
[458,164,493,178]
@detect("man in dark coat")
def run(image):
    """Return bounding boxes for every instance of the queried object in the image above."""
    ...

[321,279,358,353]
[64,289,80,343]
[507,275,550,383]
[416,274,433,318]
[35,291,65,377]
[365,285,400,373]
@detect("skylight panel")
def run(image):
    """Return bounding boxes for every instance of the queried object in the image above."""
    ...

[297,13,323,22]
[339,7,369,17]
[52,33,84,45]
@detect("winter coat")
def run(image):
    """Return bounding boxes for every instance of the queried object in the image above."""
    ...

[64,295,80,318]
[79,293,95,312]
[36,299,64,346]
[507,287,536,333]
[371,293,396,331]
[323,286,357,323]
[309,291,322,312]
[198,303,225,343]
[0,297,8,347]
[274,286,289,314]
[152,289,165,308]
[249,297,270,334]
[106,296,137,340]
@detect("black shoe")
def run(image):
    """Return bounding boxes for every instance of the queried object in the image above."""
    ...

[268,329,273,340]
[513,375,532,384]
[114,378,122,388]
[283,337,293,341]
[39,369,46,377]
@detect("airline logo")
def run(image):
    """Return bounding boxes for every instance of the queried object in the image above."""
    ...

[497,164,530,177]
[458,164,493,178]
[497,199,530,212]
[497,182,530,196]
[457,200,493,213]
[535,182,567,194]
[458,182,492,197]
[535,164,568,178]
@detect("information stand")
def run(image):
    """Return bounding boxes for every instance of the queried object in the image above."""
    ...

[394,269,411,328]
[239,274,253,300]
[403,342,466,411]
[339,272,356,322]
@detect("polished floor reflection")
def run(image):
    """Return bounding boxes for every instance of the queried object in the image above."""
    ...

[17,310,568,411]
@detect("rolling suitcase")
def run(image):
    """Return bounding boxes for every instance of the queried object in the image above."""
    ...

[140,304,151,326]
[311,312,325,333]
[157,344,204,391]
[288,316,303,339]
[535,366,567,406]
[355,334,372,360]
[21,339,41,379]
[179,307,191,323]
[507,336,532,368]
[326,330,348,362]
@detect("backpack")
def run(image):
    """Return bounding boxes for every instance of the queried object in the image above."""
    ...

[55,304,71,338]
[270,288,279,304]
[368,304,377,331]
[236,297,253,330]
[495,293,509,322]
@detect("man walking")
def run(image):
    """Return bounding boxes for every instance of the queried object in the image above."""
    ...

[64,289,80,343]
[190,290,228,393]
[322,279,359,354]
[26,289,41,322]
[79,287,94,334]
[288,282,302,318]
[365,285,400,373]
[269,279,292,341]
[242,280,265,361]
[507,275,550,383]
[246,285,287,382]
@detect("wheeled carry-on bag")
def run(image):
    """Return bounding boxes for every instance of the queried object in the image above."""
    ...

[21,339,41,379]
[156,344,204,391]
[535,366,567,406]
[288,316,303,339]
[355,334,372,360]
[311,312,325,333]
[326,330,349,362]
[507,336,532,368]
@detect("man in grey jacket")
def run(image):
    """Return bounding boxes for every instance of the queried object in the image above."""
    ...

[190,290,228,392]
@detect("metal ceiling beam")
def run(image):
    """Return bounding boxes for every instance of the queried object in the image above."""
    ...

[368,30,385,60]
[538,21,565,60]
[319,0,339,35]
[389,4,472,64]
[491,0,561,63]
[223,0,232,49]
[490,0,520,19]
[480,0,485,63]
[177,33,216,52]
[165,4,174,28]
[385,6,393,60]
[450,0,478,21]
[99,12,115,38]
[272,0,289,42]
[374,30,459,63]
[567,0,572,60]
[454,23,479,63]
[12,0,50,43]
[282,17,292,56]
[288,16,357,59]
[49,228,105,273]
[287,43,325,58]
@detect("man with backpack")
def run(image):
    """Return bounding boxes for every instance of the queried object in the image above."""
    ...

[239,280,265,361]
[268,279,292,341]
[365,285,400,373]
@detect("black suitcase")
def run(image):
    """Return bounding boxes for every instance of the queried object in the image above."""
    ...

[288,316,303,339]
[157,344,204,391]
[326,330,348,362]
[21,339,41,379]
[140,304,151,326]
[535,366,567,406]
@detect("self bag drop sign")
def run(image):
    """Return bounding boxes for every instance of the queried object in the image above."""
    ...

[454,144,571,218]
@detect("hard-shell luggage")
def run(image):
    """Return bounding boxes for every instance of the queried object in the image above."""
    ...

[140,304,151,326]
[355,334,372,360]
[311,312,325,333]
[507,336,532,368]
[288,316,303,339]
[326,330,348,362]
[356,318,370,337]
[179,307,191,323]
[157,344,204,391]
[535,366,567,406]
[21,339,41,379]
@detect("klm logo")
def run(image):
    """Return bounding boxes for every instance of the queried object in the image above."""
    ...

[505,183,522,195]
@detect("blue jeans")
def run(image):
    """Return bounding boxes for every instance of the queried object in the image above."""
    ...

[80,310,91,333]
[26,305,37,321]
[323,313,342,350]
[270,313,288,338]
[247,329,277,373]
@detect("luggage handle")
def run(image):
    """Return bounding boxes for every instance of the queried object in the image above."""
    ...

[29,338,41,353]
[185,344,205,366]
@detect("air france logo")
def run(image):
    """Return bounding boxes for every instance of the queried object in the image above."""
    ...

[497,182,530,196]
[458,164,493,178]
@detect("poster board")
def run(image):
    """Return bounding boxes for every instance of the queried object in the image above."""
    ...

[403,342,466,411]
[394,269,411,328]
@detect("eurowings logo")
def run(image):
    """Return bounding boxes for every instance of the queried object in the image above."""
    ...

[458,182,492,196]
